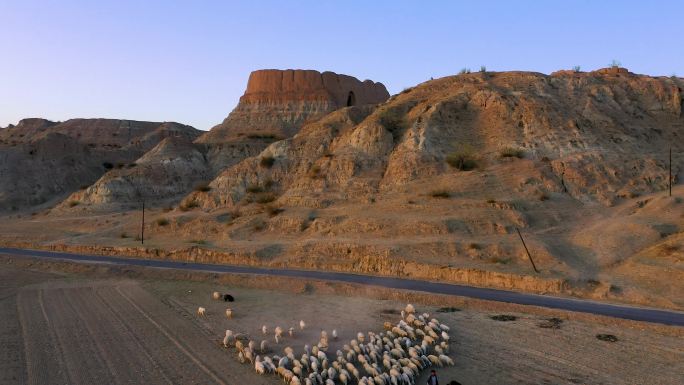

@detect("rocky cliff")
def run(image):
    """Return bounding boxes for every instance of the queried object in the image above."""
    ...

[0,119,201,210]
[197,69,389,143]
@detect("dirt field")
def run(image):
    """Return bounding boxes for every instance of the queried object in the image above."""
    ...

[1,263,682,385]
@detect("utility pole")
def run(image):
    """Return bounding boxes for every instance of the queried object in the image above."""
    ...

[516,227,539,273]
[141,200,145,245]
[669,146,672,197]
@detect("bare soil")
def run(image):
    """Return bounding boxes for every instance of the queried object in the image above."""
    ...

[1,260,682,385]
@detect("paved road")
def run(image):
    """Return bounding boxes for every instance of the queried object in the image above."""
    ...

[1,247,683,326]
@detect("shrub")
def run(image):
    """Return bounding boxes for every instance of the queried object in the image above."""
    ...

[538,318,563,329]
[499,147,525,159]
[255,193,276,204]
[377,107,407,141]
[180,200,199,211]
[266,205,284,217]
[189,239,207,245]
[116,162,125,169]
[247,133,279,140]
[79,185,89,190]
[436,307,461,313]
[127,163,137,168]
[446,145,477,171]
[459,68,471,75]
[468,243,481,250]
[260,155,275,168]
[479,65,487,73]
[102,162,114,170]
[68,200,80,207]
[488,257,511,264]
[194,183,211,192]
[573,65,581,73]
[156,218,169,226]
[430,190,451,198]
[263,178,274,190]
[308,165,322,178]
[596,334,618,342]
[609,59,621,68]
[490,314,517,322]
[538,192,550,201]
[120,232,129,238]
[253,221,266,231]
[246,184,263,194]
[486,198,497,204]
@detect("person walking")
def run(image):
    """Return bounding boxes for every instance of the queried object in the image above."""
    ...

[427,370,439,385]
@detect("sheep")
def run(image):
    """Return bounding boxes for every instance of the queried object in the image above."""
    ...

[405,304,415,314]
[300,320,306,330]
[275,326,284,344]
[222,329,234,347]
[197,307,206,317]
[223,294,235,302]
[225,308,233,319]
[289,327,295,338]
[439,354,454,366]
[212,291,221,300]
[332,329,338,340]
[255,359,266,374]
[261,340,268,353]
[441,331,450,341]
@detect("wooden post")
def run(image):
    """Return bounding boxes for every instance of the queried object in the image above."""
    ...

[516,227,539,273]
[669,146,672,197]
[141,200,145,245]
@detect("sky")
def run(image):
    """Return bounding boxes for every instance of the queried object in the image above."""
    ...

[1,0,682,131]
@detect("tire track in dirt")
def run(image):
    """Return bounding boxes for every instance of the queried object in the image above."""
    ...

[0,296,26,385]
[91,287,175,384]
[43,288,115,385]
[17,289,70,385]
[67,287,166,385]
[97,285,226,384]
[114,285,231,385]
[83,287,173,384]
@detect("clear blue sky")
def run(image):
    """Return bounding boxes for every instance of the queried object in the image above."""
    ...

[1,0,682,131]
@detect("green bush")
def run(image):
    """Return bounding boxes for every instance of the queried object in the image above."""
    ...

[68,200,80,207]
[246,184,263,193]
[260,155,275,168]
[499,147,525,159]
[255,193,276,204]
[446,146,477,171]
[266,205,284,217]
[156,218,169,226]
[430,190,451,198]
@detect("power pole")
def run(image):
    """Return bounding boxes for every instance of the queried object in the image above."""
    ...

[669,146,672,197]
[141,200,145,245]
[516,227,539,273]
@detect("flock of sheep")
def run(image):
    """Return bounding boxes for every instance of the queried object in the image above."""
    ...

[201,293,454,385]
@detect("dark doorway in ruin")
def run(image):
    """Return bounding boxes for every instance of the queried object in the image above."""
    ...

[346,91,356,107]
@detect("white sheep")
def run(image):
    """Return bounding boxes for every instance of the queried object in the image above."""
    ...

[212,291,221,300]
[261,340,268,353]
[405,304,415,314]
[275,326,284,344]
[225,308,233,319]
[222,329,234,347]
[300,320,306,330]
[262,325,268,335]
[332,329,338,340]
[197,307,206,317]
[289,327,295,337]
